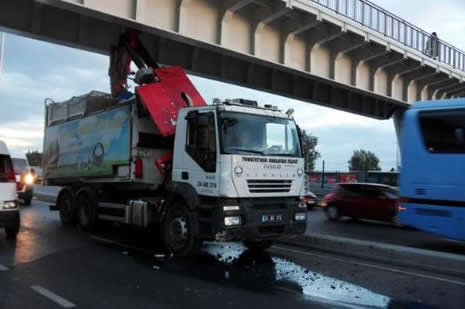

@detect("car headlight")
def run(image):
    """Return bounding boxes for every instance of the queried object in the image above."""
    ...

[297,168,304,177]
[3,201,18,209]
[298,200,307,208]
[25,173,34,185]
[294,212,306,221]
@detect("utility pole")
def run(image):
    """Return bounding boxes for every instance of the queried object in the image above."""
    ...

[321,160,325,189]
[0,32,5,75]
[364,152,368,182]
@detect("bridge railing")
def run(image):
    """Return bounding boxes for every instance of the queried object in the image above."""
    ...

[308,0,465,72]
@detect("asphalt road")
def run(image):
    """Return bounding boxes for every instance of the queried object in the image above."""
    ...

[1,201,464,309]
[306,207,465,255]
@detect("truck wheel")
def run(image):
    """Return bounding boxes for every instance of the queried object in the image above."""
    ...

[243,240,273,251]
[58,188,76,226]
[5,226,19,239]
[76,188,98,231]
[162,201,201,256]
[24,198,32,206]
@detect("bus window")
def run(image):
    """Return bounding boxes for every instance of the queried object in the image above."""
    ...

[419,109,465,153]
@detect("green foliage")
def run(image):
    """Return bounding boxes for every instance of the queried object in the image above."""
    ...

[348,149,381,171]
[301,129,320,172]
[26,150,43,167]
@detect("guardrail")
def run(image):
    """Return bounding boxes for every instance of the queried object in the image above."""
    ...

[308,0,465,72]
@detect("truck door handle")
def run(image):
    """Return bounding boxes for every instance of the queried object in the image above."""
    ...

[182,172,189,180]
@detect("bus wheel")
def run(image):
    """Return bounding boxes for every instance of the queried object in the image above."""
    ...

[162,201,201,256]
[75,188,98,231]
[57,188,76,226]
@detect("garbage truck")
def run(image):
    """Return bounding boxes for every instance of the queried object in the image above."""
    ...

[42,32,307,255]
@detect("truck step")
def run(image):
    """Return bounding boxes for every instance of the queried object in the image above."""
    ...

[98,214,126,223]
[98,202,127,210]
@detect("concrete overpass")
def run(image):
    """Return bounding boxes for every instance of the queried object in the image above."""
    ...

[1,0,465,121]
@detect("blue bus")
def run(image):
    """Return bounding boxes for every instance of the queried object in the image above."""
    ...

[398,99,465,241]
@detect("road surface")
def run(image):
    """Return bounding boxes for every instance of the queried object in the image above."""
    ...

[1,200,464,308]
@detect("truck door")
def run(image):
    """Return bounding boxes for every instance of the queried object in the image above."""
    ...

[180,111,219,195]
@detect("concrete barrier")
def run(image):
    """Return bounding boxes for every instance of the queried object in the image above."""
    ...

[278,233,465,278]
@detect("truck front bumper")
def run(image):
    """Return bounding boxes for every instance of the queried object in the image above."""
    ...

[206,197,306,242]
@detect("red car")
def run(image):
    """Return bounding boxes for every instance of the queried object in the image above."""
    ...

[321,183,399,222]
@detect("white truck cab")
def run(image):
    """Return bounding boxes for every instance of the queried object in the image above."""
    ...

[0,140,20,239]
[173,100,304,198]
[168,99,307,248]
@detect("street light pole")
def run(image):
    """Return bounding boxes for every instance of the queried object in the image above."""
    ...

[0,32,5,75]
[364,152,368,182]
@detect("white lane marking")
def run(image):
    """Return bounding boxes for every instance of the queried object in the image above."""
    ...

[31,285,76,308]
[273,245,465,287]
[0,264,8,271]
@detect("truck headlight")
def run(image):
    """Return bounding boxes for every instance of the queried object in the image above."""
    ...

[3,201,18,209]
[294,212,306,221]
[25,173,34,185]
[224,216,242,226]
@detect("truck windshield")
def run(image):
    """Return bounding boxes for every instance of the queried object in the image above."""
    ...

[219,112,302,157]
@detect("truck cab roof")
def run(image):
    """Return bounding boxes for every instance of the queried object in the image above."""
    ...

[188,102,294,120]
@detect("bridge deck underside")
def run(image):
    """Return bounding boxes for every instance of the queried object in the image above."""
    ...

[2,0,464,119]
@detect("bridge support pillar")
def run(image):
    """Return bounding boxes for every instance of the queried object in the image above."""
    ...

[393,109,405,156]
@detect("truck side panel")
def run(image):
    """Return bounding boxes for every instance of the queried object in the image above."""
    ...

[43,105,131,180]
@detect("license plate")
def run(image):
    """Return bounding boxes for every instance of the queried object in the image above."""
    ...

[261,214,283,224]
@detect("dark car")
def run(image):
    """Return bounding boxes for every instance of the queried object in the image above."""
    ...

[321,183,399,222]
[11,158,34,205]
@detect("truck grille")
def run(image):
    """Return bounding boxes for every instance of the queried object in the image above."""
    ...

[247,179,293,193]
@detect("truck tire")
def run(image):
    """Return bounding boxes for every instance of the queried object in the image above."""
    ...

[57,188,76,226]
[5,225,19,239]
[243,240,273,251]
[162,201,201,256]
[75,188,98,231]
[24,198,32,206]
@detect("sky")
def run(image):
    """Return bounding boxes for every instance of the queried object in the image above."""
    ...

[0,0,464,172]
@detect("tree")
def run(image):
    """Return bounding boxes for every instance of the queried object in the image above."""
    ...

[300,129,320,172]
[348,149,381,171]
[26,150,43,167]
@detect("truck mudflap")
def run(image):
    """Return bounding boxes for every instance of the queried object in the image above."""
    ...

[136,66,207,137]
[198,197,307,242]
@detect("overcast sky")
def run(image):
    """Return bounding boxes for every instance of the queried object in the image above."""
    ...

[0,0,464,171]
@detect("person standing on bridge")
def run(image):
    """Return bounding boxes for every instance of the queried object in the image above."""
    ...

[425,32,440,60]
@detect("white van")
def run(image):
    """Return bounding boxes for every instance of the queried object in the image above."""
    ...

[0,140,20,239]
